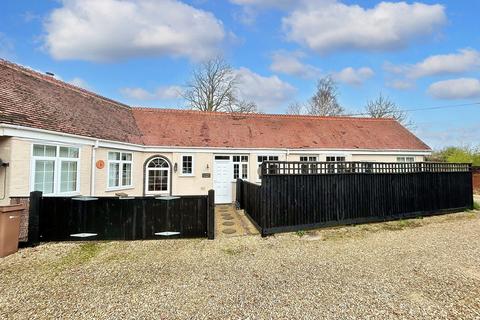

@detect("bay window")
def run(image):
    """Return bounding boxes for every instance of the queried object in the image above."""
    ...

[108,151,132,189]
[32,144,79,195]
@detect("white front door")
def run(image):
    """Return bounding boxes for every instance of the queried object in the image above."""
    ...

[213,157,233,204]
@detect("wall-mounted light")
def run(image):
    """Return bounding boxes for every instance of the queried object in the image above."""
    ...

[174,162,178,172]
[206,164,210,171]
[0,159,9,167]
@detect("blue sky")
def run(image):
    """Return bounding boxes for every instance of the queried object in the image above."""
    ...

[1,0,479,149]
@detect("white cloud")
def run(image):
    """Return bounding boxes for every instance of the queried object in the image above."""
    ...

[121,70,295,110]
[230,0,331,25]
[332,67,374,85]
[121,85,182,101]
[415,123,480,149]
[386,49,480,79]
[230,0,296,25]
[0,32,14,58]
[230,0,335,10]
[121,88,154,100]
[283,1,446,54]
[22,11,41,23]
[234,67,296,111]
[68,77,90,90]
[428,78,480,100]
[44,0,225,62]
[230,0,300,10]
[155,86,183,99]
[270,51,320,79]
[386,79,414,90]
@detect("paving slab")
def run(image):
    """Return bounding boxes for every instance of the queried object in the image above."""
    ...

[215,205,259,238]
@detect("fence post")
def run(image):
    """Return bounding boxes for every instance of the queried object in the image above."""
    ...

[236,179,242,208]
[207,189,215,240]
[27,191,42,247]
[260,181,267,237]
[468,164,474,210]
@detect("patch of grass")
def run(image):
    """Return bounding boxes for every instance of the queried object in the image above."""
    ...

[295,230,306,237]
[52,243,103,271]
[321,230,351,241]
[473,201,480,210]
[77,243,103,262]
[222,247,244,256]
[381,219,422,231]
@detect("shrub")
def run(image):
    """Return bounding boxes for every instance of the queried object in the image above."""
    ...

[295,230,306,237]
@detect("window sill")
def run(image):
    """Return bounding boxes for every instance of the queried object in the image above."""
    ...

[106,186,135,192]
[60,192,81,196]
[37,192,81,197]
[145,192,170,196]
[178,174,195,177]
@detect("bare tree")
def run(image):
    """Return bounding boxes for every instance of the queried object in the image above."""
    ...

[365,93,412,127]
[225,99,258,113]
[286,102,305,115]
[182,57,237,112]
[306,76,344,116]
[182,56,258,113]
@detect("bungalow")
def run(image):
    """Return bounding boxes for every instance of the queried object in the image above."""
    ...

[0,59,431,206]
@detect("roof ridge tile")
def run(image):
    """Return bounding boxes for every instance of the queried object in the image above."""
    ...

[131,107,395,122]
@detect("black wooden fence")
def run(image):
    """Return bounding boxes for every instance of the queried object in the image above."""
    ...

[236,180,263,231]
[237,162,473,236]
[29,190,215,242]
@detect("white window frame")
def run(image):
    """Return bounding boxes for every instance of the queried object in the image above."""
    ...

[30,143,81,196]
[325,155,347,174]
[145,157,170,195]
[397,156,415,162]
[179,154,195,177]
[300,155,318,174]
[233,155,249,181]
[257,155,279,181]
[107,151,133,191]
[299,156,318,162]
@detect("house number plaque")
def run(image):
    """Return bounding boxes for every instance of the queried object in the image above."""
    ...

[96,160,105,169]
[202,173,211,178]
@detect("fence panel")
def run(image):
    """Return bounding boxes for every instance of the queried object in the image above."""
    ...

[237,162,473,235]
[237,180,263,232]
[37,195,213,241]
[262,172,472,234]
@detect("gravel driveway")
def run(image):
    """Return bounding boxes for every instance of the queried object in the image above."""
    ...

[1,211,479,319]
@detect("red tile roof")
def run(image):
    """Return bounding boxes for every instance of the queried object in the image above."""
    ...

[0,59,143,144]
[132,108,430,150]
[0,59,430,151]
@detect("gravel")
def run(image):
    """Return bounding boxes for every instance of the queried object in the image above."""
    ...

[1,211,479,319]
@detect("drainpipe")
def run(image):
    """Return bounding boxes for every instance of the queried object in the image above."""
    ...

[286,149,290,161]
[90,140,99,196]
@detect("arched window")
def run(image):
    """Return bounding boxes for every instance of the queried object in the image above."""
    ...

[145,157,170,194]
